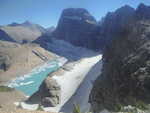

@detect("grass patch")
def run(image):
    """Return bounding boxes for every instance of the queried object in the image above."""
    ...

[73,104,81,113]
[0,86,14,92]
[72,104,92,113]
[134,101,149,110]
[37,105,43,111]
[114,103,124,112]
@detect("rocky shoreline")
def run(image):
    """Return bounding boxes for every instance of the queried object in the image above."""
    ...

[20,54,102,113]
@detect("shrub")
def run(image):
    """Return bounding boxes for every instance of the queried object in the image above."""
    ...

[73,104,81,113]
[37,105,43,111]
[0,86,14,92]
[134,101,149,110]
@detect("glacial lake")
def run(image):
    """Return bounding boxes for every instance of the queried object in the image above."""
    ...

[8,60,59,96]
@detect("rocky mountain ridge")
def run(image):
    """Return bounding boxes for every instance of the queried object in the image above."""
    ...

[0,21,46,43]
[90,3,150,113]
[34,5,137,51]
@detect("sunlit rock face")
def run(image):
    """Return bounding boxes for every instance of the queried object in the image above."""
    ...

[90,4,150,113]
[0,21,45,43]
[53,8,101,50]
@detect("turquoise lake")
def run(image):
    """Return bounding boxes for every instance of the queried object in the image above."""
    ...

[8,60,59,96]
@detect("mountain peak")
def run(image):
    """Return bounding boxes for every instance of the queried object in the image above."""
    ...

[7,21,33,27]
[62,8,89,15]
[8,22,20,26]
[22,21,33,25]
[115,4,135,14]
[59,8,97,24]
[138,3,147,9]
[136,3,150,20]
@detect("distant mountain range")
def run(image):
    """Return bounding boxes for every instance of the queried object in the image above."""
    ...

[34,3,149,51]
[0,21,54,43]
[1,3,150,52]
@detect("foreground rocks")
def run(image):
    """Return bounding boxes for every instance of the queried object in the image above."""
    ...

[28,76,61,107]
[40,77,61,107]
[90,4,150,113]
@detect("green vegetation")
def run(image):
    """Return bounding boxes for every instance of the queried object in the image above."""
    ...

[0,86,14,92]
[37,105,43,111]
[114,103,124,112]
[134,100,149,110]
[72,102,149,113]
[72,104,92,113]
[113,101,149,113]
[73,104,81,113]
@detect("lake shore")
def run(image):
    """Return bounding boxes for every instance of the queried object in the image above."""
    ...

[20,54,102,113]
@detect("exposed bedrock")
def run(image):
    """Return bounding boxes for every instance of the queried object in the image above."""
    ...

[90,4,150,113]
[52,8,100,50]
[28,76,61,107]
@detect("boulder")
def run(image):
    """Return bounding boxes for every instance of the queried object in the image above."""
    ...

[27,75,60,107]
[41,97,59,107]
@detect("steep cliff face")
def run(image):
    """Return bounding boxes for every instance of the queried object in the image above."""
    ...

[53,8,100,50]
[34,6,135,52]
[97,5,135,49]
[90,4,150,113]
[53,6,135,50]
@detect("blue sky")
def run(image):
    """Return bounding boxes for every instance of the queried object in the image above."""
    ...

[0,0,150,28]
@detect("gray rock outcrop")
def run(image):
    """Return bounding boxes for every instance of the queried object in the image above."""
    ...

[0,55,10,71]
[52,8,100,50]
[90,4,150,113]
[39,76,60,107]
[28,76,61,107]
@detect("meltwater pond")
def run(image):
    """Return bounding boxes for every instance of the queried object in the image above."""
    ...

[8,60,59,96]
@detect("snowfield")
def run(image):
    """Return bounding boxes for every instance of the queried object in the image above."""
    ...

[20,54,102,112]
[19,39,102,112]
[42,55,102,112]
